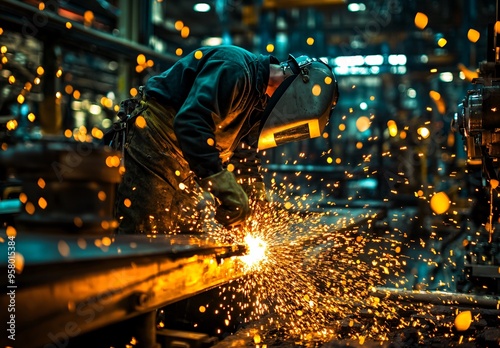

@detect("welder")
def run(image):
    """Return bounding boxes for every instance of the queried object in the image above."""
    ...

[107,45,338,234]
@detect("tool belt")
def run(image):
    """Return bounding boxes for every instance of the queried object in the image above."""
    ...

[103,87,145,156]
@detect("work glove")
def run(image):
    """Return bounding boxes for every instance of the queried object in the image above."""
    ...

[200,169,249,228]
[241,181,271,207]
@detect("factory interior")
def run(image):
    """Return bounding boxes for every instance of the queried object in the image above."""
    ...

[0,0,499,347]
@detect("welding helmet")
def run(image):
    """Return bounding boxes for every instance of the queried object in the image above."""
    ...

[258,54,339,150]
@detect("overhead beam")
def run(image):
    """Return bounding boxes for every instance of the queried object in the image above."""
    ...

[0,0,177,68]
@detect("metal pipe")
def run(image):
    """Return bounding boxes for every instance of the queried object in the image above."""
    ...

[374,287,500,308]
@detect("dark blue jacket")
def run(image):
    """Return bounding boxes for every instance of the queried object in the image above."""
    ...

[144,45,276,179]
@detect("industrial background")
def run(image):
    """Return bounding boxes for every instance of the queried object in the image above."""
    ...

[0,0,499,347]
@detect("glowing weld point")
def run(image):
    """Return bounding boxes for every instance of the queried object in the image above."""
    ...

[240,235,268,269]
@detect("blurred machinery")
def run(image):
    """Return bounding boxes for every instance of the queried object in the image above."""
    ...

[452,4,500,294]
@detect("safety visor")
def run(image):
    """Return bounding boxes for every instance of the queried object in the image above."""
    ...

[258,55,339,150]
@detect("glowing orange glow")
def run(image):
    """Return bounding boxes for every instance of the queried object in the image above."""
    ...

[6,226,16,238]
[37,178,46,189]
[83,11,94,25]
[414,12,428,29]
[454,311,472,331]
[430,192,450,214]
[174,20,184,30]
[135,115,147,128]
[429,91,446,114]
[38,197,47,209]
[92,127,104,139]
[6,120,18,130]
[356,116,371,132]
[98,191,107,201]
[429,91,441,101]
[181,26,190,38]
[25,202,35,215]
[312,84,321,96]
[102,237,112,246]
[106,155,121,168]
[387,120,398,137]
[14,252,24,274]
[467,29,480,43]
[437,38,447,47]
[194,50,203,59]
[457,63,479,81]
[137,54,146,65]
[18,193,27,204]
[495,21,500,34]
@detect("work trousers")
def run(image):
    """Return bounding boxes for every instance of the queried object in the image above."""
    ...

[115,98,215,234]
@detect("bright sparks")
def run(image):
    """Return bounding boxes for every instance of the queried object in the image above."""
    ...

[240,234,268,269]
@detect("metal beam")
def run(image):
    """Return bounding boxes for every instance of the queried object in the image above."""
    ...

[0,0,178,68]
[0,232,248,348]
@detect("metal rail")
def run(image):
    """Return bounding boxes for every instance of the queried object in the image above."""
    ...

[0,231,248,348]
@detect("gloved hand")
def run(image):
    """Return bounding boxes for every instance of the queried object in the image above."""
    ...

[241,181,271,206]
[200,169,249,228]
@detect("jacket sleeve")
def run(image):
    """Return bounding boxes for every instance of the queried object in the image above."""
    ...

[173,61,249,179]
